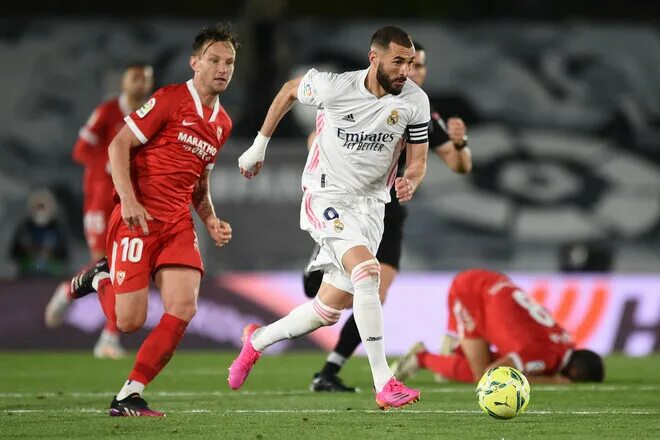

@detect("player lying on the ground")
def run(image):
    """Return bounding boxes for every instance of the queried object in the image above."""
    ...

[392,269,605,384]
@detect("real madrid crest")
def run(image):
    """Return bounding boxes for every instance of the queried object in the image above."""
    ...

[333,219,344,233]
[387,109,399,125]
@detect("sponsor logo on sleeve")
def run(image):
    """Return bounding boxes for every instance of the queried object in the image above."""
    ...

[136,97,156,118]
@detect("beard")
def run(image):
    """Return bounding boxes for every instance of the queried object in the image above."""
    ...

[376,63,405,95]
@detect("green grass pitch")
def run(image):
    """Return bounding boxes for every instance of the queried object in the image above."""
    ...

[1,352,659,439]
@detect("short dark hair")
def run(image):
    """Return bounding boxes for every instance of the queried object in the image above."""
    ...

[561,349,605,383]
[412,40,424,52]
[370,26,413,50]
[193,22,239,55]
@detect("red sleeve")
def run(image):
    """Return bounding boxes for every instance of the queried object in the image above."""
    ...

[123,87,173,144]
[72,106,107,165]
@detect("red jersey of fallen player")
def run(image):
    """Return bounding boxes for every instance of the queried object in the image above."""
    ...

[123,80,232,223]
[448,269,575,375]
[73,94,132,210]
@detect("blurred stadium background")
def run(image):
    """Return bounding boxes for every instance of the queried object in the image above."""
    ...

[1,0,659,360]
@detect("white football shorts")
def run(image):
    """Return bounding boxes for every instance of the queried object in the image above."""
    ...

[300,190,385,294]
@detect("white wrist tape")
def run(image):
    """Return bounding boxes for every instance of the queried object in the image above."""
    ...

[238,132,270,172]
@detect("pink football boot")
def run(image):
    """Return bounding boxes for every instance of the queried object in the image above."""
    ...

[375,377,421,410]
[228,324,262,390]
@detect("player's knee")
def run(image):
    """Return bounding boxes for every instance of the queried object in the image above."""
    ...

[165,301,197,322]
[312,297,342,326]
[350,258,381,289]
[116,314,146,333]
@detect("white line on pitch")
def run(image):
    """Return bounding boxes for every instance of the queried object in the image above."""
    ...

[1,408,656,415]
[2,385,659,399]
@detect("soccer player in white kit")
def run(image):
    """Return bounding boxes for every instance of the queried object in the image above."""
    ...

[229,26,430,409]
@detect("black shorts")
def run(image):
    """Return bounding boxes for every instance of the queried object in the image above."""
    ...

[376,197,407,270]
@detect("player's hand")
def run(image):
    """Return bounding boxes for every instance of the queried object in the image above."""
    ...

[447,117,467,149]
[239,161,263,179]
[238,132,270,179]
[121,197,153,235]
[206,216,232,247]
[395,177,415,203]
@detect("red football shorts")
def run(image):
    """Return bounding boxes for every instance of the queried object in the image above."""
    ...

[106,205,204,294]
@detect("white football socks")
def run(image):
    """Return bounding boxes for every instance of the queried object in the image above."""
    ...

[251,297,342,352]
[351,259,392,392]
[326,351,347,367]
[116,379,145,401]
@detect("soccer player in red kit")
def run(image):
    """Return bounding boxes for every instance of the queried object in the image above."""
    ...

[392,269,604,384]
[66,23,236,417]
[45,63,154,359]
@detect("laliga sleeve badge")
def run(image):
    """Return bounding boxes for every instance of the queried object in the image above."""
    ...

[216,127,223,141]
[136,97,156,118]
[303,82,313,97]
[333,219,344,233]
[387,109,399,125]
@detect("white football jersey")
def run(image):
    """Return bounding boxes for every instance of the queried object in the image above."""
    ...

[298,68,430,203]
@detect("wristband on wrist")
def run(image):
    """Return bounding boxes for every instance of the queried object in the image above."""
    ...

[254,131,271,152]
[453,135,468,150]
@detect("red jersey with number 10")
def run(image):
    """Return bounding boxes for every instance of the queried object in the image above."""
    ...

[123,80,232,223]
[448,269,575,375]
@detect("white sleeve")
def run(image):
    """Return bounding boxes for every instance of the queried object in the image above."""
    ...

[405,92,431,144]
[297,68,335,107]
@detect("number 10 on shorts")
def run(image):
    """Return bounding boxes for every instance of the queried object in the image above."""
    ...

[113,237,144,263]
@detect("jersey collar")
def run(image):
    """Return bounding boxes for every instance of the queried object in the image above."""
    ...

[186,79,220,123]
[118,93,132,117]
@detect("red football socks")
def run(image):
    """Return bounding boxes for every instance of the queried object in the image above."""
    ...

[417,351,475,383]
[104,319,119,333]
[96,278,117,324]
[128,313,189,385]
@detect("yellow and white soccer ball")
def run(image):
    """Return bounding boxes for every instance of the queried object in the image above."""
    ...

[476,366,531,420]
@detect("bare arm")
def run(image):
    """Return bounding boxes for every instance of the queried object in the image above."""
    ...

[434,142,472,174]
[396,142,428,203]
[259,77,302,137]
[238,77,302,179]
[108,125,142,201]
[108,125,152,234]
[192,169,216,223]
[434,117,472,174]
[192,168,232,247]
[459,338,493,381]
[485,355,571,384]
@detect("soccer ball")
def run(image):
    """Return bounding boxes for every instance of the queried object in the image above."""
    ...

[476,366,531,420]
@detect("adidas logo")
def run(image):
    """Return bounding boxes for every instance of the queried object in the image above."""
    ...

[366,336,382,342]
[341,114,355,122]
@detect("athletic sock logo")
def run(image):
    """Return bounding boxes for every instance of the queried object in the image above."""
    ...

[366,336,382,342]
